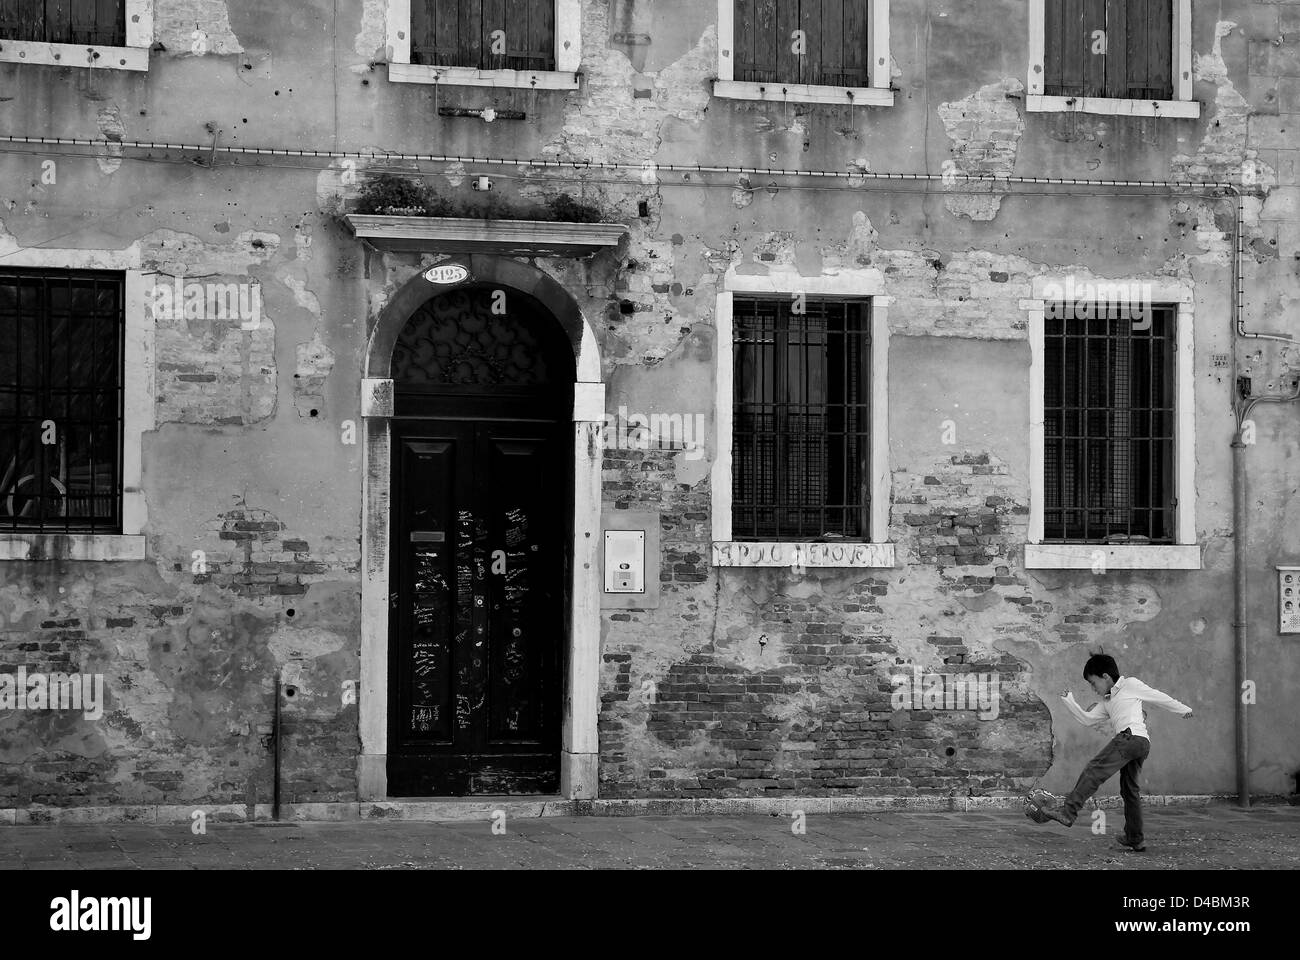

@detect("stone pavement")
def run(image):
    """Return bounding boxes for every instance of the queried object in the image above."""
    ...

[2,804,1298,869]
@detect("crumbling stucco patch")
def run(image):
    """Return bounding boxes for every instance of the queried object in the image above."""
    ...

[1172,21,1276,267]
[938,78,1026,221]
[353,0,388,63]
[142,229,280,276]
[154,0,244,56]
[152,295,276,426]
[541,5,712,164]
[1173,22,1263,184]
[96,106,125,175]
[294,332,336,419]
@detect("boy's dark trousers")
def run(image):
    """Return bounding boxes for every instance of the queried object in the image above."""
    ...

[1061,729,1151,844]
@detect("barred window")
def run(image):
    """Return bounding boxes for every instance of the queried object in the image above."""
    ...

[732,296,870,541]
[1044,0,1173,102]
[733,0,871,88]
[0,269,124,534]
[0,0,127,47]
[1044,305,1176,543]
[411,0,555,71]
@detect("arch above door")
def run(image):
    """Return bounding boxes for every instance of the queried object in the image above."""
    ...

[365,256,601,384]
[358,256,605,801]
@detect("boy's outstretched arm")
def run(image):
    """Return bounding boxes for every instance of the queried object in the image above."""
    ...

[1060,690,1109,727]
[1129,678,1194,717]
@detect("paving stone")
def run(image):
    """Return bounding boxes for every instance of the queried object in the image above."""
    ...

[1,807,1297,869]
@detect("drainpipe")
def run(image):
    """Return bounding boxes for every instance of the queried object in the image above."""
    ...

[1226,183,1300,808]
[1230,184,1249,809]
[273,670,282,821]
[1231,427,1249,808]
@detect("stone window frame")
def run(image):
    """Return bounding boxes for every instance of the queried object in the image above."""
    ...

[1023,277,1200,571]
[713,0,893,107]
[711,267,894,570]
[0,0,153,71]
[1026,0,1199,119]
[384,0,581,90]
[0,251,154,562]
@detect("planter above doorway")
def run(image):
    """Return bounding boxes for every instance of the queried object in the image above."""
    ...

[343,214,628,258]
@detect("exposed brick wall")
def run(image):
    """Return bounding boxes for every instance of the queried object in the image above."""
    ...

[185,504,358,600]
[599,582,1051,799]
[0,578,361,808]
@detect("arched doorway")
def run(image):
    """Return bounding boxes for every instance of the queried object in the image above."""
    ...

[385,283,575,796]
[359,255,605,803]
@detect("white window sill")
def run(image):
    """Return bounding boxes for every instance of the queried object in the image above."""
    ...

[1024,543,1201,570]
[713,79,894,107]
[0,534,146,562]
[0,40,148,71]
[1026,95,1200,119]
[712,541,895,569]
[388,63,579,90]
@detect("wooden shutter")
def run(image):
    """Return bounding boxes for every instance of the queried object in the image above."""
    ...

[43,0,69,41]
[734,0,869,87]
[734,0,779,83]
[0,1,34,42]
[1122,0,1173,100]
[1047,0,1173,100]
[1080,0,1106,97]
[0,0,121,45]
[412,0,554,71]
[1044,0,1087,97]
[838,0,868,87]
[774,0,800,85]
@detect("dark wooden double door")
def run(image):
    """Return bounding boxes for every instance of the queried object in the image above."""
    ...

[387,414,566,796]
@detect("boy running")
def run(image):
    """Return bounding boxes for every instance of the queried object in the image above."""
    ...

[1027,654,1194,852]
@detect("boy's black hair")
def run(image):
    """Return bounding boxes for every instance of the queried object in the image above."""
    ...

[1083,654,1120,683]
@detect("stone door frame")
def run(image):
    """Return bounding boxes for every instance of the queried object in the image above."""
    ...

[357,256,604,800]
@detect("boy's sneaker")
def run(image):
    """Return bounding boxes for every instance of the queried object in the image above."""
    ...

[1116,836,1147,852]
[1025,788,1075,827]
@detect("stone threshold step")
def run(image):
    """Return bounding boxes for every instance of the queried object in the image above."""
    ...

[3,793,1293,826]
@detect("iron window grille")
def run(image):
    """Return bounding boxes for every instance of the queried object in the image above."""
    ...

[1043,0,1174,102]
[732,295,870,541]
[410,0,556,71]
[1044,304,1176,544]
[0,0,127,47]
[0,269,124,534]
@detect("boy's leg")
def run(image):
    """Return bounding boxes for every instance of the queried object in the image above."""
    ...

[1059,735,1133,824]
[1119,737,1151,844]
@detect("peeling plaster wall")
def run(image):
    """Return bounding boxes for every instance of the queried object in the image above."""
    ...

[0,0,1297,808]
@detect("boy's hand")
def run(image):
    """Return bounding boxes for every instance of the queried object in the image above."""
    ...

[1061,689,1073,700]
[1183,709,1194,719]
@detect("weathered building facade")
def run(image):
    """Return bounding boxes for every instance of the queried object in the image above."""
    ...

[1,0,1297,815]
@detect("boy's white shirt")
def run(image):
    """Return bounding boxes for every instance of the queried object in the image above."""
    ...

[1061,676,1192,740]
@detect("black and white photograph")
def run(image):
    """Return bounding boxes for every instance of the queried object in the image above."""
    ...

[0,0,1295,940]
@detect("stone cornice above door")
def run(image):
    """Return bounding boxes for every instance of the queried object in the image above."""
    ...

[344,215,627,258]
